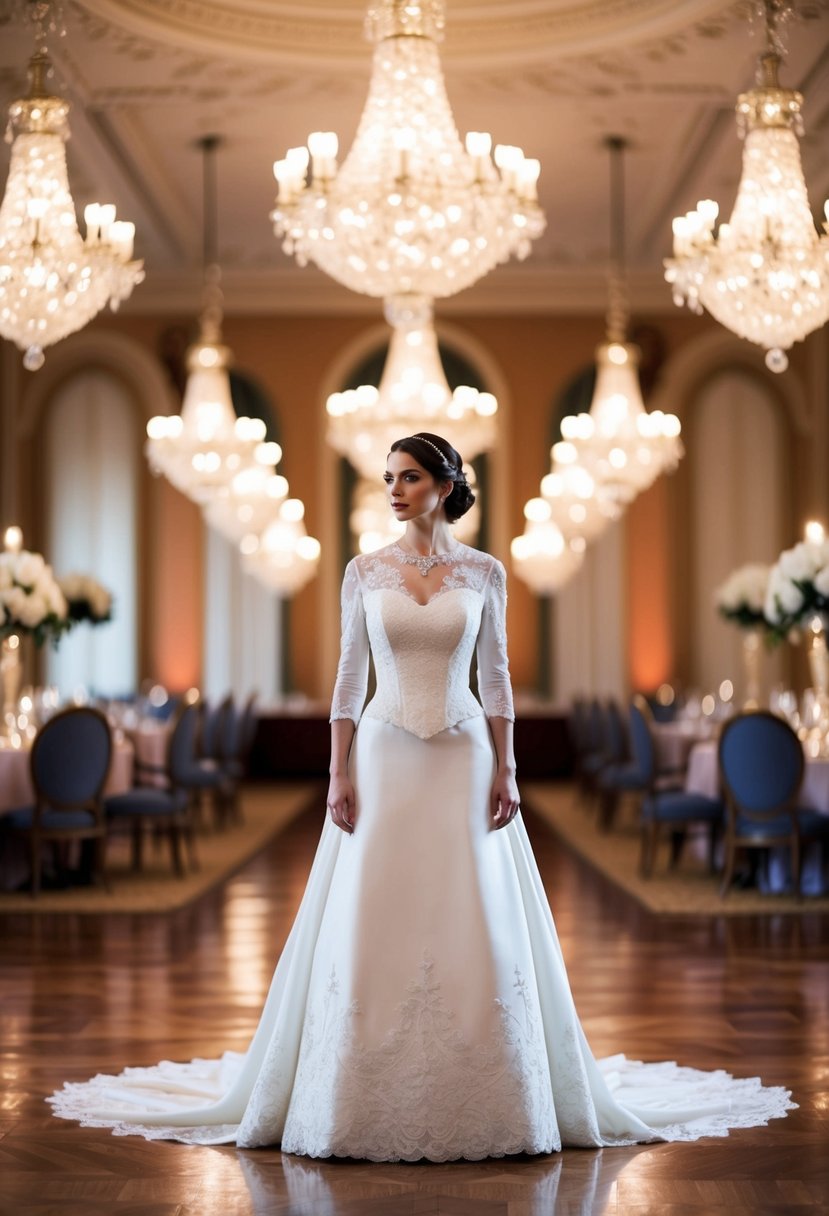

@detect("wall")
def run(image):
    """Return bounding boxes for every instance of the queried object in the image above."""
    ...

[2,307,826,703]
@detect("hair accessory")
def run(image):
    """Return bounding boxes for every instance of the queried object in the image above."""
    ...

[411,435,448,463]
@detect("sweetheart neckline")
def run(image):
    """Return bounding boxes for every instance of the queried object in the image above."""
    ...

[365,585,481,610]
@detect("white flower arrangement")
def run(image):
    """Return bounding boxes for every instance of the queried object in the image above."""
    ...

[58,573,114,625]
[0,549,70,646]
[715,563,771,630]
[764,539,829,635]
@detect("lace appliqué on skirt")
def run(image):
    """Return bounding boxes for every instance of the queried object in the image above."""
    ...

[277,958,559,1162]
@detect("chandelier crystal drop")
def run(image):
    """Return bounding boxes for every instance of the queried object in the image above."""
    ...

[326,294,497,480]
[271,0,544,300]
[0,50,144,371]
[665,1,829,372]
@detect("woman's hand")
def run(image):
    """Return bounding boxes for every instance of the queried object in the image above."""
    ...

[490,770,520,830]
[327,773,356,835]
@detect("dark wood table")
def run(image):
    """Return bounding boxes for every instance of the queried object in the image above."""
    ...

[249,705,573,780]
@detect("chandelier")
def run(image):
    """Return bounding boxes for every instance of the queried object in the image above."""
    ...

[204,449,289,544]
[271,0,545,301]
[665,0,829,373]
[0,37,143,371]
[326,294,497,480]
[145,138,271,505]
[510,499,585,596]
[241,499,321,597]
[539,452,618,546]
[568,138,682,513]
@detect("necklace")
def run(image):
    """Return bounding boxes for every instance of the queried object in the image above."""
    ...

[393,542,455,577]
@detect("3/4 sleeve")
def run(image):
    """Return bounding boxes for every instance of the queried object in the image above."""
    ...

[476,558,515,722]
[329,559,370,726]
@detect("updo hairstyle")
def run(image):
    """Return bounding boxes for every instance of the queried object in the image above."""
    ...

[389,433,476,523]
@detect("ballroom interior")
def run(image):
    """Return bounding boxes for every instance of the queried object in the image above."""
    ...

[1,0,828,1212]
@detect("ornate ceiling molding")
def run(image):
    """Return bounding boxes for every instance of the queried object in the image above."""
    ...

[76,0,740,69]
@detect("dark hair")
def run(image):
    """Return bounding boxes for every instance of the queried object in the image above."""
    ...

[388,433,476,522]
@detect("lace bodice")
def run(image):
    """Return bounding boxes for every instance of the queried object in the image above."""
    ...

[330,542,514,739]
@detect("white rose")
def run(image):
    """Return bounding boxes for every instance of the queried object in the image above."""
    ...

[90,585,112,618]
[765,566,803,624]
[3,586,45,628]
[814,566,829,598]
[13,551,46,588]
[46,583,68,618]
[0,562,11,592]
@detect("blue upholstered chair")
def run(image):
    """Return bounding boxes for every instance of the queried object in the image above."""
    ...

[575,698,628,808]
[633,695,724,878]
[104,694,204,874]
[597,696,652,831]
[216,692,258,825]
[5,707,112,896]
[717,711,829,898]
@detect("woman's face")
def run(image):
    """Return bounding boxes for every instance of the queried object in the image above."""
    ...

[384,449,450,523]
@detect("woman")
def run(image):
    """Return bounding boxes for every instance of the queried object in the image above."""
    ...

[49,433,793,1158]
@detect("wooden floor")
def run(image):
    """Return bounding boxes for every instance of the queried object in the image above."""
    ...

[1,788,827,1215]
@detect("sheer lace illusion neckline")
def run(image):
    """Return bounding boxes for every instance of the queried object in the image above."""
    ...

[391,542,458,577]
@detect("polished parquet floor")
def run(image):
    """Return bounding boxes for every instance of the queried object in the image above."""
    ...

[1,786,827,1215]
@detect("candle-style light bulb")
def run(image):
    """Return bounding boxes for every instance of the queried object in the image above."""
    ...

[3,525,23,553]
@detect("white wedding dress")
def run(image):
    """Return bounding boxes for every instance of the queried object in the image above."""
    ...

[49,543,795,1159]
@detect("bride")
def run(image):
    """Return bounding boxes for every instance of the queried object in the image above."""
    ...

[49,432,794,1159]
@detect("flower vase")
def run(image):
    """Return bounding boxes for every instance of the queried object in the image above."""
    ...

[806,616,829,758]
[1,634,22,738]
[741,626,763,709]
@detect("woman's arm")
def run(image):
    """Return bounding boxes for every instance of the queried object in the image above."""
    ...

[327,718,357,834]
[488,715,520,829]
[477,559,520,829]
[327,559,368,835]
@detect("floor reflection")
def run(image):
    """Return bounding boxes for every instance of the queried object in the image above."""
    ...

[229,1142,639,1214]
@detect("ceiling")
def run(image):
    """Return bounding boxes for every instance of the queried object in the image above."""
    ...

[1,0,828,316]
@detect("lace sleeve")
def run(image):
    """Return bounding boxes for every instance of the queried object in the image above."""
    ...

[476,558,515,722]
[329,559,370,726]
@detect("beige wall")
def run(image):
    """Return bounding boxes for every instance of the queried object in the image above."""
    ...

[2,308,826,701]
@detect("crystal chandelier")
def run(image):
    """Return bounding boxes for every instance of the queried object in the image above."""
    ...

[539,453,618,546]
[510,499,585,595]
[241,499,321,597]
[0,35,143,371]
[145,138,271,505]
[326,294,497,480]
[271,0,545,301]
[568,138,682,513]
[204,449,289,543]
[665,0,829,373]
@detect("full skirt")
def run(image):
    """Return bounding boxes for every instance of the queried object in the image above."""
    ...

[48,717,795,1159]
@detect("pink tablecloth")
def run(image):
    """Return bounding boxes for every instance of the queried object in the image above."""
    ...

[0,736,134,815]
[652,721,715,772]
[122,721,170,787]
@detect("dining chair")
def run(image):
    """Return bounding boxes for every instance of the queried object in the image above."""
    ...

[104,693,204,875]
[633,695,724,878]
[5,706,112,897]
[717,710,829,898]
[217,691,258,825]
[597,695,653,831]
[577,698,627,808]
